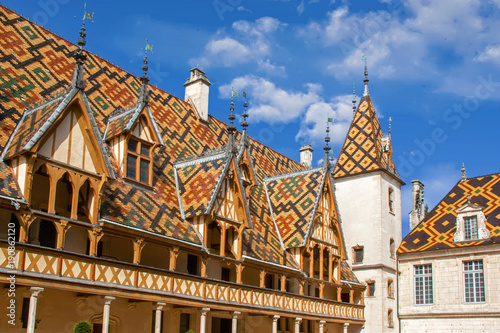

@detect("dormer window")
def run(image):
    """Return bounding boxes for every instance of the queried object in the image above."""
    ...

[126,138,152,184]
[454,195,491,242]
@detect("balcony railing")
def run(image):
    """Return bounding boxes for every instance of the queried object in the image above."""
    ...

[0,241,364,322]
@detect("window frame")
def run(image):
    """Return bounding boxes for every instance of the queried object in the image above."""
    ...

[125,137,153,185]
[463,260,485,303]
[367,281,375,297]
[414,264,433,305]
[353,245,364,264]
[464,215,479,240]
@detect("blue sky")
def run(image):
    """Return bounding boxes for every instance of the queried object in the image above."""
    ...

[4,0,500,236]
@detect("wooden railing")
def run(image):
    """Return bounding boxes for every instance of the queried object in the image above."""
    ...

[0,242,364,321]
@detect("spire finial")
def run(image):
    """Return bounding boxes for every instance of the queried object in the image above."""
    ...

[352,83,357,115]
[227,89,238,153]
[461,163,466,181]
[324,118,332,168]
[73,3,93,89]
[241,90,248,133]
[363,55,369,97]
[388,116,392,140]
[139,39,152,102]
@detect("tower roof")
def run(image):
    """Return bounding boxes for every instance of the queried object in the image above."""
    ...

[333,93,402,183]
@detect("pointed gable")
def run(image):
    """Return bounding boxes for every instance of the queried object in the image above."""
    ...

[2,87,114,178]
[264,167,325,248]
[104,101,163,146]
[399,173,500,254]
[334,94,401,182]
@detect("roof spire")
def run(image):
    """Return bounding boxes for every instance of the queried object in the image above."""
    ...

[73,3,93,89]
[352,83,357,115]
[324,118,332,168]
[388,116,392,140]
[461,163,466,181]
[241,90,248,133]
[227,90,238,153]
[363,55,369,97]
[139,39,152,103]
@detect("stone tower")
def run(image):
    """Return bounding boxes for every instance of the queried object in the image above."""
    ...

[333,68,404,333]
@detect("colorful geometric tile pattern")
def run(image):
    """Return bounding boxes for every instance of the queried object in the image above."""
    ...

[399,173,500,253]
[265,168,324,248]
[2,94,65,158]
[0,5,347,271]
[176,156,228,218]
[341,260,360,283]
[0,162,22,199]
[334,94,401,182]
[104,107,136,140]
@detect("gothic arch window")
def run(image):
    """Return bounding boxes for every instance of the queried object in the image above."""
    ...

[207,221,222,255]
[28,219,57,249]
[31,164,50,212]
[55,172,73,218]
[77,179,94,223]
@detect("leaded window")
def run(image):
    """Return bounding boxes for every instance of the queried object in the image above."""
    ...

[415,264,433,305]
[464,260,485,303]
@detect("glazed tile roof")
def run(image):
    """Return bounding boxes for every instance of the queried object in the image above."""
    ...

[0,162,23,200]
[0,5,353,273]
[341,261,360,284]
[333,93,402,183]
[399,173,500,254]
[174,153,229,219]
[264,167,326,248]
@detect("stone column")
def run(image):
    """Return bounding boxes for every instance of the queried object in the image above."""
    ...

[319,320,326,333]
[154,302,166,333]
[200,308,210,333]
[294,318,302,333]
[27,287,44,333]
[232,311,241,333]
[102,296,115,333]
[272,315,280,333]
[343,322,349,333]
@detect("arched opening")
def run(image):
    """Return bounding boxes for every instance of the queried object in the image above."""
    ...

[141,242,170,270]
[207,221,222,255]
[97,235,134,263]
[64,224,89,255]
[390,238,395,259]
[31,164,50,212]
[28,219,57,248]
[303,250,311,277]
[0,210,20,242]
[323,248,330,280]
[55,173,73,218]
[77,179,94,223]
[313,245,320,279]
[225,226,237,259]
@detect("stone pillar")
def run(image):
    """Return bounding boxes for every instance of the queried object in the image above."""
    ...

[343,322,349,333]
[154,302,166,333]
[200,308,210,333]
[294,318,302,333]
[319,320,326,333]
[102,296,115,333]
[232,311,241,333]
[27,287,43,333]
[272,315,280,333]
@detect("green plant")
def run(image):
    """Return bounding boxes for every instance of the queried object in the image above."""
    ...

[74,321,92,333]
[185,329,195,333]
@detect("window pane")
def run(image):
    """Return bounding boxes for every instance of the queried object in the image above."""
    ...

[464,216,478,240]
[464,260,485,303]
[140,159,150,183]
[128,139,138,152]
[415,264,433,304]
[127,155,137,178]
[141,143,151,157]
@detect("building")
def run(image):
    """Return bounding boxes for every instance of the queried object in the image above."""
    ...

[0,5,366,333]
[332,68,404,332]
[398,171,500,332]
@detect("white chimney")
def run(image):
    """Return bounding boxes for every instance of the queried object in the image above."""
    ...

[409,180,425,230]
[299,144,313,168]
[184,68,211,122]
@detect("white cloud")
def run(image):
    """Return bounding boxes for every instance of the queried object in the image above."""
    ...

[295,94,354,144]
[219,75,322,123]
[191,17,286,71]
[474,44,500,63]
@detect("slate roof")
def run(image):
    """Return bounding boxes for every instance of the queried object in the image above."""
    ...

[399,173,500,254]
[334,92,402,183]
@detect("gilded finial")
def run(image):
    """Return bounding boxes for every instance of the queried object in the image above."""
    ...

[227,89,238,153]
[324,118,333,168]
[352,83,357,115]
[388,117,392,140]
[242,90,248,132]
[461,163,466,181]
[73,3,93,89]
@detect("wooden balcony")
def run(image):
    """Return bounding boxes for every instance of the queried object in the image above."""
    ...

[0,241,364,322]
